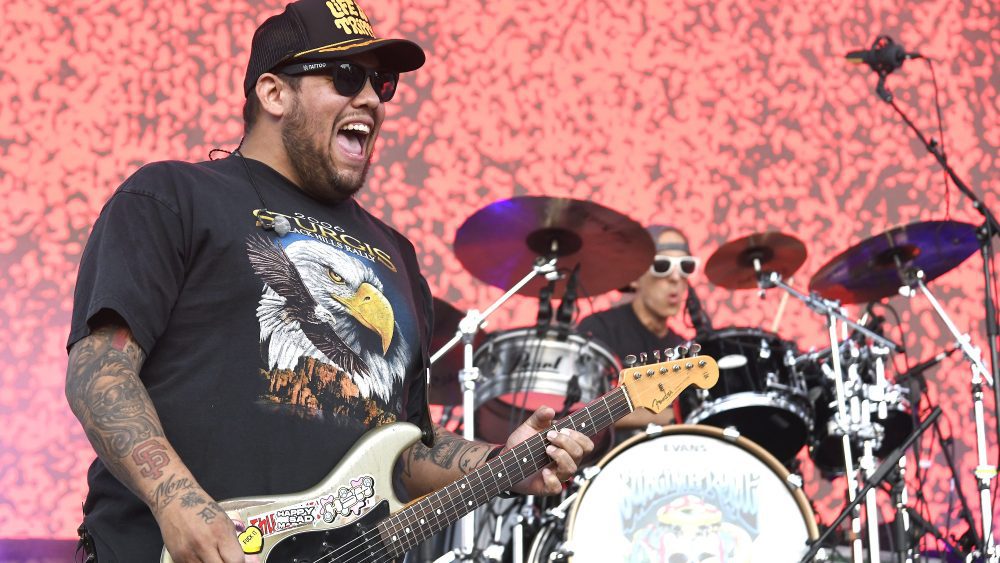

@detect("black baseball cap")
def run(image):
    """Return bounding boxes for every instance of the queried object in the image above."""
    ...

[244,0,426,97]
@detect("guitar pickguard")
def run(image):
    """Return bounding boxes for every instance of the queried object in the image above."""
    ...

[266,500,390,563]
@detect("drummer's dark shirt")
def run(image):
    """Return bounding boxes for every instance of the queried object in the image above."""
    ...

[577,303,691,430]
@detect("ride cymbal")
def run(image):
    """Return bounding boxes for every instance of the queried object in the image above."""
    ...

[704,232,808,289]
[809,220,979,304]
[453,196,654,297]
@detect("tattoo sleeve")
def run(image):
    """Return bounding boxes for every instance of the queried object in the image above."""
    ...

[400,424,496,496]
[65,322,206,518]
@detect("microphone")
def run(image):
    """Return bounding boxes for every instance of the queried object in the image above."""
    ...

[259,214,291,237]
[555,264,580,325]
[686,287,713,336]
[535,279,555,337]
[897,346,958,384]
[845,35,922,75]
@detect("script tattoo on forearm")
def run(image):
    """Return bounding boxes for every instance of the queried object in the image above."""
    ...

[150,474,196,512]
[403,425,493,477]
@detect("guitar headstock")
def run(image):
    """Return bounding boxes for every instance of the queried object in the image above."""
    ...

[618,346,719,414]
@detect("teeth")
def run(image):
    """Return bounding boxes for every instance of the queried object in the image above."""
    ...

[341,122,371,135]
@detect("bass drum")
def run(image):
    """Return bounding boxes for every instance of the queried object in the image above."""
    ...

[528,425,818,563]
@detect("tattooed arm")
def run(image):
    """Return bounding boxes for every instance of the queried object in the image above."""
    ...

[398,425,496,496]
[65,313,247,563]
[399,407,594,498]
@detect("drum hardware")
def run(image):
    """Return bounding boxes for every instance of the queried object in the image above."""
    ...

[752,272,901,563]
[801,407,941,563]
[809,218,993,559]
[898,268,997,558]
[430,255,559,563]
[510,495,538,563]
[482,515,507,563]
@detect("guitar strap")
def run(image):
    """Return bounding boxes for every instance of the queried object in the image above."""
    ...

[75,523,97,562]
[399,236,435,448]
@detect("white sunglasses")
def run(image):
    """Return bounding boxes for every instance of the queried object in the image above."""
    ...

[650,256,700,278]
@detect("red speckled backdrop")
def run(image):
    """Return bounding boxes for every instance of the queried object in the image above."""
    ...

[1,0,998,546]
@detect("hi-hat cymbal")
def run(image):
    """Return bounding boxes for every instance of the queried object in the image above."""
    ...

[810,220,979,304]
[427,297,483,405]
[704,232,808,289]
[453,196,654,297]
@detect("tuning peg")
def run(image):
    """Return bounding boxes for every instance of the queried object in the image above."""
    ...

[675,345,688,358]
[663,347,675,360]
[638,352,648,365]
[652,350,661,362]
[688,342,701,356]
[624,354,637,367]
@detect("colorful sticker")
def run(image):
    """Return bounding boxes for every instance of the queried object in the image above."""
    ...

[247,474,378,537]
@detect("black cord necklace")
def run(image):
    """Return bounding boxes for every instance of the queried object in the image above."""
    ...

[212,143,290,236]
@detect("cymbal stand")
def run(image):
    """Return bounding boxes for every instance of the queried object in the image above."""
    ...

[859,347,898,563]
[802,408,943,563]
[833,320,866,563]
[758,269,902,562]
[431,256,560,562]
[900,269,996,560]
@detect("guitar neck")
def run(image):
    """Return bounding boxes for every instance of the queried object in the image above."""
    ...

[375,386,633,556]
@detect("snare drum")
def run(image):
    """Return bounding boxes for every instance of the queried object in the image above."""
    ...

[473,328,621,446]
[681,328,813,463]
[527,425,818,563]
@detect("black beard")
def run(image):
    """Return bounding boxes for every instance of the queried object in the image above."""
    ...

[281,97,370,204]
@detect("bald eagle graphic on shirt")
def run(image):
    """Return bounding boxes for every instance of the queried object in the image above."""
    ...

[246,234,411,421]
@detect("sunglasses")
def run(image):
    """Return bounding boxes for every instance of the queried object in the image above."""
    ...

[650,256,699,278]
[276,61,399,103]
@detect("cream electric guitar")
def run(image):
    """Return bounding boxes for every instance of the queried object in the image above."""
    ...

[161,354,719,562]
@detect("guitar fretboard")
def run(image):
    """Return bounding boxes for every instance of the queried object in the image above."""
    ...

[376,386,633,556]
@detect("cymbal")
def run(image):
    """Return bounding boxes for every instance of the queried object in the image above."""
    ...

[809,220,979,304]
[453,196,654,297]
[704,232,808,289]
[427,297,483,405]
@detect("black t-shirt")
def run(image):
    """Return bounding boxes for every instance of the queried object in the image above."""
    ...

[577,303,690,429]
[67,156,433,561]
[577,303,685,363]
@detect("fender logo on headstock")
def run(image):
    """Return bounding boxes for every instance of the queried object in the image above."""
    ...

[620,355,719,414]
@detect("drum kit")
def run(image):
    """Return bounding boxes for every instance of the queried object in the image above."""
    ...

[419,194,994,563]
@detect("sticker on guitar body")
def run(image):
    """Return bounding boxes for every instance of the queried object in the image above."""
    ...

[248,475,378,537]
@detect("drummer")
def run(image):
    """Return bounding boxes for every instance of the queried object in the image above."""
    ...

[577,225,702,433]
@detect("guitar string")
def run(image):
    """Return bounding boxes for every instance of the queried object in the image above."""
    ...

[306,391,634,563]
[382,394,630,556]
[335,396,630,563]
[322,394,632,563]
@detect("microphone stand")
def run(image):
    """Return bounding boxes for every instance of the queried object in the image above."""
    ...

[430,256,560,562]
[800,408,942,563]
[875,72,1000,478]
[900,269,996,559]
[932,417,981,553]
